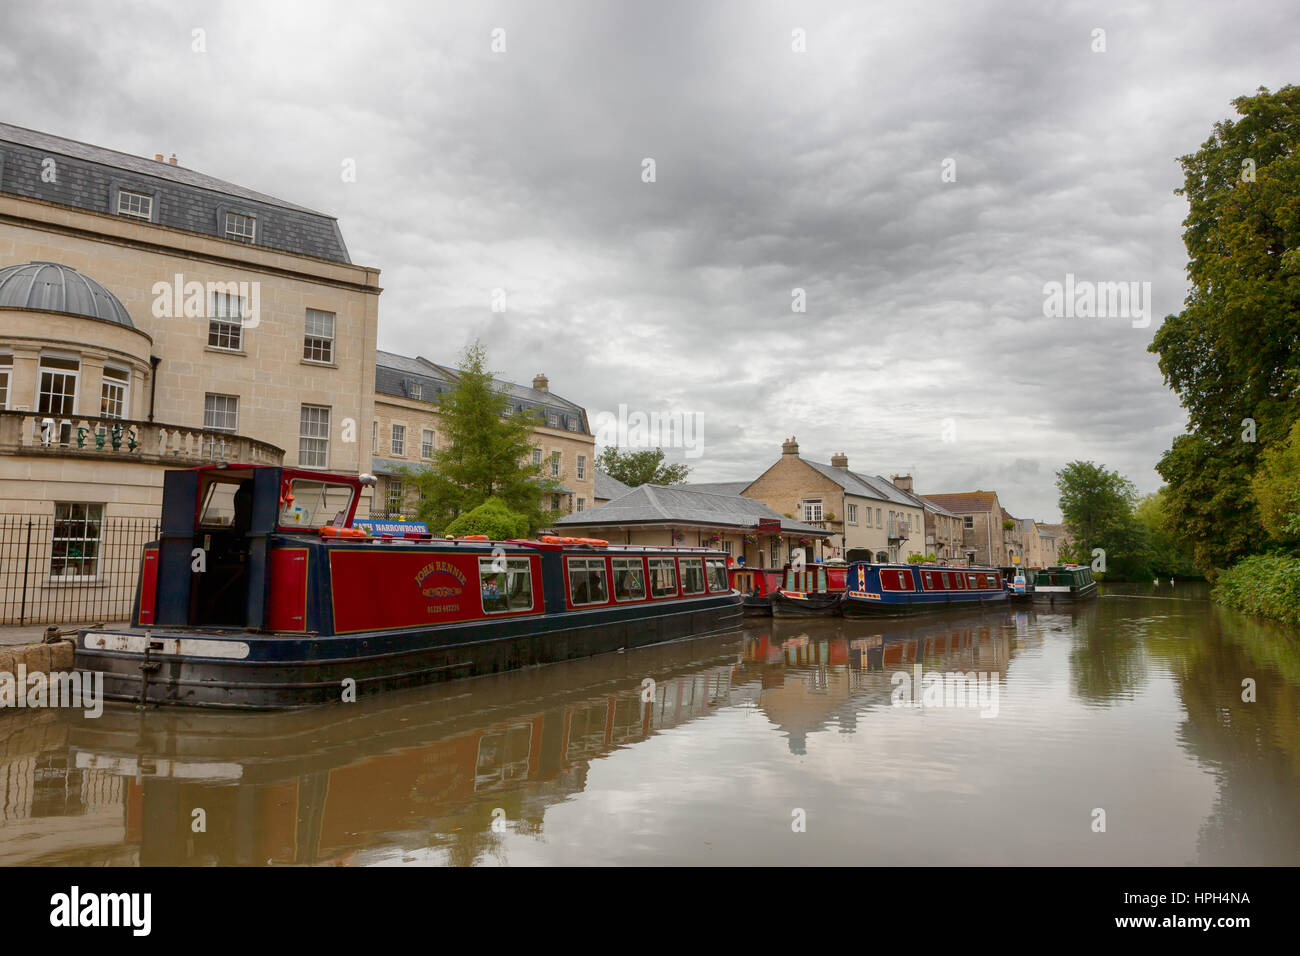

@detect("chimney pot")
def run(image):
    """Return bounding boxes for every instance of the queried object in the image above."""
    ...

[533,373,549,392]
[154,154,164,162]
[781,436,800,456]
[892,474,914,493]
[830,452,848,468]
[168,154,178,165]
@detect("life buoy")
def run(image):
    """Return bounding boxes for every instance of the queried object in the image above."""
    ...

[460,534,490,541]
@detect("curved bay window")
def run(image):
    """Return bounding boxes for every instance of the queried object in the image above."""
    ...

[37,354,79,444]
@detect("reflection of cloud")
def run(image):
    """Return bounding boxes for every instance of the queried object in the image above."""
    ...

[6,0,1299,519]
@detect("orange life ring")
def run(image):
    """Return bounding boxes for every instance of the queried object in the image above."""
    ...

[460,534,489,541]
[320,526,368,538]
[540,535,563,544]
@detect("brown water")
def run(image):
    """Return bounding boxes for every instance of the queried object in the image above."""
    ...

[2,583,1298,866]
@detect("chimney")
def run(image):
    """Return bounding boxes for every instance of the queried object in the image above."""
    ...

[892,474,914,494]
[154,154,164,162]
[830,451,848,468]
[167,154,178,165]
[781,436,800,457]
[532,373,549,392]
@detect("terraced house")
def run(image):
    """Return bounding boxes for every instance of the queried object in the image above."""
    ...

[0,121,380,623]
[370,352,594,517]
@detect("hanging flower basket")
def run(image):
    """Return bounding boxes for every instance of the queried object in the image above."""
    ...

[670,528,685,543]
[743,533,759,546]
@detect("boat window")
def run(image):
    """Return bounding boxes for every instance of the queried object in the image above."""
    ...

[279,478,356,529]
[568,557,609,605]
[967,574,978,589]
[680,558,706,594]
[611,557,646,601]
[198,476,251,528]
[648,557,678,597]
[941,572,952,589]
[480,557,533,613]
[922,571,933,589]
[706,558,729,591]
[567,557,609,605]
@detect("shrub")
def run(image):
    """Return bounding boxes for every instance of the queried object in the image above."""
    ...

[1212,553,1300,627]
[444,497,530,540]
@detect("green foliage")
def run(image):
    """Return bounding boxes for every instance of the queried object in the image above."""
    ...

[1149,85,1300,574]
[1134,489,1200,578]
[443,497,531,540]
[906,553,923,563]
[1251,419,1300,548]
[594,446,691,487]
[1002,518,1015,531]
[410,341,561,535]
[1213,553,1300,626]
[1056,460,1152,580]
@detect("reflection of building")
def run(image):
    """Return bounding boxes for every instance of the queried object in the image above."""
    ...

[369,354,595,517]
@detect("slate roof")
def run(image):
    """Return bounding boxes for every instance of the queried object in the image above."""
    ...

[0,261,134,327]
[594,469,633,501]
[923,491,1002,514]
[374,350,591,435]
[679,480,751,496]
[0,122,350,262]
[799,459,921,508]
[554,484,831,536]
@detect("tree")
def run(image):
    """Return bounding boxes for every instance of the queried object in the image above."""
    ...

[409,341,561,534]
[1055,460,1151,580]
[594,446,691,487]
[1149,85,1300,573]
[1251,419,1300,548]
[1134,489,1199,578]
[444,497,531,540]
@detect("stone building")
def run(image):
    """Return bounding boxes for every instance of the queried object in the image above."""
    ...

[741,438,926,563]
[369,351,595,517]
[553,482,830,563]
[0,121,381,520]
[920,491,1010,567]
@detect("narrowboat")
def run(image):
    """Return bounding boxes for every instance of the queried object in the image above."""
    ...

[841,562,1008,617]
[770,565,844,617]
[1030,565,1098,605]
[74,464,742,710]
[728,565,787,615]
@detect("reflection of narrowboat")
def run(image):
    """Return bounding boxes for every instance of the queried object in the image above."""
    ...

[75,464,742,709]
[728,566,787,615]
[770,566,844,617]
[841,562,1008,616]
[1030,565,1098,605]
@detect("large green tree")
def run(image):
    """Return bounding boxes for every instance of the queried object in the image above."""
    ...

[1056,460,1151,580]
[594,446,691,487]
[409,341,560,534]
[1149,85,1300,573]
[1134,488,1200,578]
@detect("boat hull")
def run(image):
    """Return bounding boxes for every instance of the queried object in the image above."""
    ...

[76,594,742,710]
[1030,583,1099,605]
[770,591,843,617]
[742,594,773,615]
[842,591,1009,617]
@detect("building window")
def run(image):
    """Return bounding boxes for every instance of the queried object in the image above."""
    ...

[576,498,584,512]
[203,393,238,456]
[37,355,78,442]
[51,503,103,579]
[1,353,13,409]
[303,309,335,363]
[547,412,559,428]
[371,421,377,453]
[298,404,330,468]
[847,503,858,525]
[208,292,244,351]
[802,500,823,522]
[422,429,435,459]
[391,424,405,456]
[577,455,586,480]
[551,451,560,477]
[116,190,153,220]
[876,508,882,527]
[100,366,130,419]
[963,516,974,530]
[566,417,579,432]
[551,495,561,510]
[385,478,404,513]
[532,448,542,466]
[224,212,256,243]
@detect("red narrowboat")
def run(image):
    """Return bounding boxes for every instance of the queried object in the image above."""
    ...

[75,464,742,709]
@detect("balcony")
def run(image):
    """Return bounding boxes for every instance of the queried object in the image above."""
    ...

[0,410,284,466]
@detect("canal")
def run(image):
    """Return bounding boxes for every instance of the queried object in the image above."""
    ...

[2,583,1297,866]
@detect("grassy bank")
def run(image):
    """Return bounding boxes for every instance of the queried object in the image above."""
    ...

[1212,554,1300,627]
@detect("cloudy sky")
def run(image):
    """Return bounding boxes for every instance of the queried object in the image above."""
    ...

[3,0,1297,520]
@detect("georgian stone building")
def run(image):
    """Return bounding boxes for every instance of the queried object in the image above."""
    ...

[0,122,381,519]
[370,352,595,517]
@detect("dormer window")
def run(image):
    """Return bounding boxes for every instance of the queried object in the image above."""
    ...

[547,412,559,428]
[116,190,153,220]
[224,212,256,243]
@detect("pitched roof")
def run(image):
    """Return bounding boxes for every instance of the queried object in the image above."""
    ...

[555,484,831,536]
[679,480,751,496]
[798,460,921,507]
[0,122,351,262]
[374,350,591,434]
[594,469,633,501]
[922,491,1001,514]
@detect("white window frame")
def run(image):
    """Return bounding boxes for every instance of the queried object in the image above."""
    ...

[391,424,406,457]
[208,292,245,351]
[847,503,858,525]
[0,353,13,410]
[50,502,104,581]
[224,211,256,243]
[801,499,823,522]
[303,309,335,363]
[116,190,153,220]
[550,451,561,477]
[577,455,586,480]
[298,404,331,468]
[422,429,435,459]
[100,365,130,419]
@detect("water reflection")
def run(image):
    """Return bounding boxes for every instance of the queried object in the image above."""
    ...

[2,586,1299,865]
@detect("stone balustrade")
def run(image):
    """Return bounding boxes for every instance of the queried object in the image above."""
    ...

[0,410,284,465]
